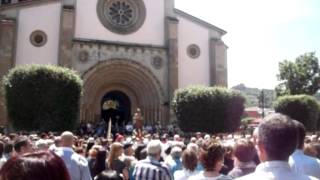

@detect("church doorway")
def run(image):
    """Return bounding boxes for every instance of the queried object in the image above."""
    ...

[101,90,131,128]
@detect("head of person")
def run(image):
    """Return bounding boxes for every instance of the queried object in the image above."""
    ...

[181,149,198,172]
[14,137,33,155]
[93,150,108,177]
[146,140,162,160]
[123,142,134,156]
[199,142,225,172]
[170,146,182,160]
[3,143,13,156]
[94,170,122,180]
[60,131,74,148]
[293,120,306,149]
[0,151,70,180]
[256,113,297,162]
[233,139,256,163]
[107,143,123,168]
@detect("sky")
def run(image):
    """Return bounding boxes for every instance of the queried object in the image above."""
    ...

[175,0,320,89]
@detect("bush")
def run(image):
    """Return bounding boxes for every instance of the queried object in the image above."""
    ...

[274,95,319,131]
[172,86,245,133]
[2,65,83,131]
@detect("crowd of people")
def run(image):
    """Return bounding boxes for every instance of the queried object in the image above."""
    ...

[0,113,319,179]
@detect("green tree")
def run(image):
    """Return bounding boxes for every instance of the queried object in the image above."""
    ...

[276,52,320,96]
[2,65,83,131]
[172,86,245,133]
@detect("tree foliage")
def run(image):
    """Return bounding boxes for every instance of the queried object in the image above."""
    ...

[274,95,320,131]
[2,65,83,131]
[276,52,320,96]
[172,86,245,133]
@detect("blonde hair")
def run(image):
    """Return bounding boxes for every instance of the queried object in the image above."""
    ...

[107,142,123,169]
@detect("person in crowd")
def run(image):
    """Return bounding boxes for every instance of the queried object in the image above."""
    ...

[0,142,13,168]
[237,113,317,180]
[107,142,129,180]
[165,146,183,176]
[289,120,320,178]
[88,147,99,177]
[0,151,70,180]
[189,142,232,180]
[304,143,318,158]
[220,145,234,175]
[13,137,33,156]
[94,170,123,180]
[174,149,200,180]
[92,149,107,178]
[122,142,136,180]
[228,139,256,178]
[54,131,92,180]
[133,140,172,180]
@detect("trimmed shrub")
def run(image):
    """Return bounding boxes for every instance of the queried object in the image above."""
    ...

[172,86,245,133]
[274,95,319,131]
[2,65,82,131]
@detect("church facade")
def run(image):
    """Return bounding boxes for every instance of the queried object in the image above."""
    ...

[0,0,228,125]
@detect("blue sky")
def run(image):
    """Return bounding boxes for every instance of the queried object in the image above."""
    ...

[175,0,320,89]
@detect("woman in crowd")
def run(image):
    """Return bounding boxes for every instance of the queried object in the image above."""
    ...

[0,151,70,180]
[174,149,200,180]
[107,142,129,180]
[189,142,232,180]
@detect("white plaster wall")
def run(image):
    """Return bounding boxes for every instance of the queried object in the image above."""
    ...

[16,2,61,65]
[75,0,165,46]
[177,16,210,88]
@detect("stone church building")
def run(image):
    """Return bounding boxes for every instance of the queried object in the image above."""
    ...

[0,0,228,126]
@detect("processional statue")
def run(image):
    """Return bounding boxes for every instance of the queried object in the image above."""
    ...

[133,108,143,138]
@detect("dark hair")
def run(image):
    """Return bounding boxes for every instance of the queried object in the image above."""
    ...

[182,149,198,171]
[3,143,13,155]
[293,120,306,149]
[92,150,107,177]
[258,113,298,161]
[134,144,146,160]
[233,139,256,162]
[199,142,225,171]
[0,141,4,157]
[0,151,70,180]
[94,170,123,180]
[13,137,29,153]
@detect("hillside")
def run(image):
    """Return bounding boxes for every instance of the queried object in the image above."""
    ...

[231,84,276,108]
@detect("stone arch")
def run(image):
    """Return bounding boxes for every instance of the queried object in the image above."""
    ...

[81,59,166,125]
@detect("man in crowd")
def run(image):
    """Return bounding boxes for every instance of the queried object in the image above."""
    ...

[133,140,172,180]
[289,120,320,178]
[237,113,317,180]
[54,131,92,180]
[13,137,33,156]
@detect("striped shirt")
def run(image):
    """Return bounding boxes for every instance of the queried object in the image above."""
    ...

[133,156,172,180]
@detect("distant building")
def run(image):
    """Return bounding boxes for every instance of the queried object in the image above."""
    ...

[0,0,228,125]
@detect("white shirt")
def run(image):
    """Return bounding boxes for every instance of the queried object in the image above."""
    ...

[54,147,92,180]
[174,169,199,180]
[188,171,232,180]
[236,161,318,180]
[289,149,320,178]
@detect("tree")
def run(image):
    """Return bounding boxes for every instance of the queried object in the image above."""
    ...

[276,52,320,96]
[172,86,245,133]
[2,65,83,131]
[274,95,320,131]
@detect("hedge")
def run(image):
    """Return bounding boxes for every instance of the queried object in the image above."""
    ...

[172,86,245,133]
[274,95,319,131]
[2,64,83,131]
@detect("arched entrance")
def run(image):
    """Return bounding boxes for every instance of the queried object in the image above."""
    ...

[101,90,131,127]
[81,59,167,125]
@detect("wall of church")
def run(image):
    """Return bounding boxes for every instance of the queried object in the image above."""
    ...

[177,16,210,88]
[75,0,165,46]
[15,2,61,65]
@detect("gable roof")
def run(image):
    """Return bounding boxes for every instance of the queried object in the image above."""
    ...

[174,8,227,35]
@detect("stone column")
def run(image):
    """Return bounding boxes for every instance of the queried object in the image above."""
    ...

[58,5,75,68]
[0,19,16,125]
[165,16,179,125]
[209,38,228,87]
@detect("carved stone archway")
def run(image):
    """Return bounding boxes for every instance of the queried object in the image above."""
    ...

[81,59,166,125]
